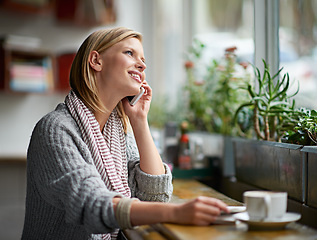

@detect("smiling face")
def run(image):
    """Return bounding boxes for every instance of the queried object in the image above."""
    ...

[94,37,146,105]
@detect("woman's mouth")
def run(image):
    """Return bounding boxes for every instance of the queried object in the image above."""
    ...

[129,72,142,83]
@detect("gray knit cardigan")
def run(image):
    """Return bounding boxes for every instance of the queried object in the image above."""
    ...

[22,103,173,240]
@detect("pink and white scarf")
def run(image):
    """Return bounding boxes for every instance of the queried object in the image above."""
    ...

[65,90,131,240]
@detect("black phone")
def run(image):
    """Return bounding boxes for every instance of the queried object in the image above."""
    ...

[127,87,145,106]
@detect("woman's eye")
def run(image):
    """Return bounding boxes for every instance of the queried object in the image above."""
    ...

[125,50,133,56]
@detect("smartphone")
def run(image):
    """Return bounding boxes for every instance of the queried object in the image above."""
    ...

[127,87,145,106]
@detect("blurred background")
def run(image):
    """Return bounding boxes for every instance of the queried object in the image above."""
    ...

[1,0,317,239]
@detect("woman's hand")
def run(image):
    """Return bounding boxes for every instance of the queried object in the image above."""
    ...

[130,196,229,227]
[122,81,152,123]
[171,196,229,225]
[122,80,165,175]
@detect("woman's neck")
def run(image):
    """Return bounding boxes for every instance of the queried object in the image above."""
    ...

[93,109,112,132]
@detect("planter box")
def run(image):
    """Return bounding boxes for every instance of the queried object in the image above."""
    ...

[302,146,317,208]
[233,138,304,202]
[222,136,235,177]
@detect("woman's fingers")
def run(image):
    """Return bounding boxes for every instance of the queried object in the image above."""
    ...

[141,80,152,100]
[196,196,229,214]
[195,212,218,225]
[176,196,229,225]
[191,197,227,220]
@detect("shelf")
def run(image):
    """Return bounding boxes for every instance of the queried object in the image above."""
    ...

[0,44,55,93]
[0,0,53,15]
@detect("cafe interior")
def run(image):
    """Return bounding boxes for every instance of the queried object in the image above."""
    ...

[1,0,317,239]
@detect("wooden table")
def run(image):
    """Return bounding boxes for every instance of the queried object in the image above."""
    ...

[124,179,317,240]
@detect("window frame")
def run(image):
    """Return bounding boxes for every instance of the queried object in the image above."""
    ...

[254,0,279,75]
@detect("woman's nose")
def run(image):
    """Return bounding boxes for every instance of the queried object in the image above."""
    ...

[136,59,146,72]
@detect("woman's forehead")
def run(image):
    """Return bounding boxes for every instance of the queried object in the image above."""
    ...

[107,37,144,56]
[116,37,143,48]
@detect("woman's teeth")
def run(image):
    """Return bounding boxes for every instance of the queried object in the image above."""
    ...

[130,73,140,81]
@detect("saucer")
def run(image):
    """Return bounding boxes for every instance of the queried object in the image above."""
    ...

[214,206,246,225]
[233,212,301,230]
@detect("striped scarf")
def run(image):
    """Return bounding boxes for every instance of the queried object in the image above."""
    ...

[65,90,131,240]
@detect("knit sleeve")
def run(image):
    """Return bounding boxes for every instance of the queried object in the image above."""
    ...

[27,108,121,234]
[126,132,173,202]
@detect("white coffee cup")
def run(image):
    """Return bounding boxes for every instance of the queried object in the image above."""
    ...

[243,191,288,220]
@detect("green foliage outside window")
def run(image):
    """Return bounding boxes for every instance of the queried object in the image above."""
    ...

[183,39,252,136]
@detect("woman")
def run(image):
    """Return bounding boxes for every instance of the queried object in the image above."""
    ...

[22,27,229,240]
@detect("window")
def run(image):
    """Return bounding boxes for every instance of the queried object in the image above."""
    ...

[192,0,254,63]
[279,0,317,110]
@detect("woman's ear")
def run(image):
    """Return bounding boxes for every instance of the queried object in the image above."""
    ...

[89,51,102,71]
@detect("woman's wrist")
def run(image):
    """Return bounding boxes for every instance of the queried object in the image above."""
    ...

[167,203,179,223]
[129,118,150,139]
[129,116,148,130]
[115,197,140,229]
[130,201,178,226]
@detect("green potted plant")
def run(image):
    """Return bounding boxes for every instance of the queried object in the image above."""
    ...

[234,59,300,141]
[282,108,317,145]
[233,60,306,202]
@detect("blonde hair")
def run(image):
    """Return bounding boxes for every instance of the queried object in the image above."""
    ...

[69,27,143,133]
